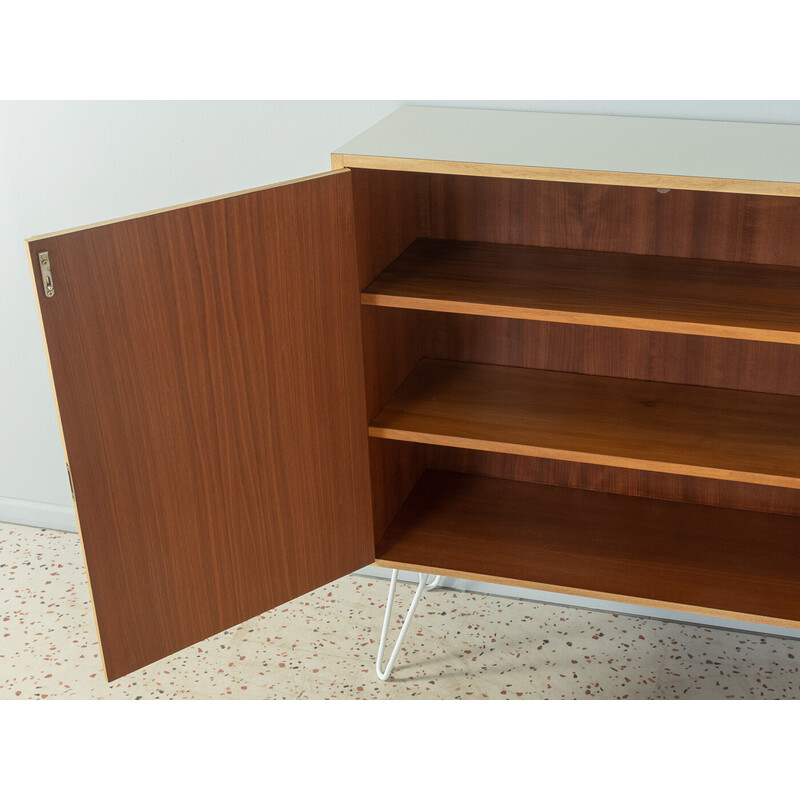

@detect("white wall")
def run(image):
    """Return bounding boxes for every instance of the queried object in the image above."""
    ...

[2,100,800,637]
[0,101,402,529]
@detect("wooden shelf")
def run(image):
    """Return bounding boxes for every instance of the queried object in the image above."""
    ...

[362,238,800,344]
[376,470,800,628]
[369,358,800,489]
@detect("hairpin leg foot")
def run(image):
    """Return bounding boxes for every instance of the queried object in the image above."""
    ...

[376,569,444,681]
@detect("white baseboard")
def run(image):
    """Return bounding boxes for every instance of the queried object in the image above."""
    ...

[0,496,78,532]
[355,565,800,640]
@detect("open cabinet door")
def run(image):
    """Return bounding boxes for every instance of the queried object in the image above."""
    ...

[27,170,374,681]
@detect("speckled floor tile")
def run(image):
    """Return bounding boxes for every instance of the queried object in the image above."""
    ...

[2,521,799,699]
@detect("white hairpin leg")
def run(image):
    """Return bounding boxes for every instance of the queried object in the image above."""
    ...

[376,569,444,681]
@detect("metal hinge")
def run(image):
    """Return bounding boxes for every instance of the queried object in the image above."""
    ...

[38,251,54,297]
[66,463,75,502]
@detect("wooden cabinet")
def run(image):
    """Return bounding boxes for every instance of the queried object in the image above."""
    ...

[27,106,800,681]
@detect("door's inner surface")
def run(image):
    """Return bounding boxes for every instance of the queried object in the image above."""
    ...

[28,170,374,681]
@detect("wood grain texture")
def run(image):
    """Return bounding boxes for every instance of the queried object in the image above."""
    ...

[24,247,109,670]
[431,448,800,517]
[425,174,800,267]
[350,169,427,291]
[30,171,374,681]
[363,238,800,344]
[349,170,429,538]
[370,358,800,489]
[375,471,800,628]
[428,314,800,396]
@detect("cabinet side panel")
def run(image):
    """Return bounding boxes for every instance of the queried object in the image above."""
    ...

[30,172,373,680]
[350,169,429,290]
[349,169,429,538]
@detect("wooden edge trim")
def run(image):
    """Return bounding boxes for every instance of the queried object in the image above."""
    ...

[361,294,800,345]
[372,559,800,631]
[338,154,800,198]
[26,169,351,243]
[25,244,110,680]
[367,428,800,490]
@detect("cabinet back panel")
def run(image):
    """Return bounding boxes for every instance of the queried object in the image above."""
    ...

[425,174,800,267]
[427,315,800,396]
[429,448,800,517]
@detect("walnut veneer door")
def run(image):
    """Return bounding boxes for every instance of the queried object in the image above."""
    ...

[27,171,374,681]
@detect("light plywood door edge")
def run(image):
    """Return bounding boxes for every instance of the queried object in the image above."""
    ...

[25,244,110,680]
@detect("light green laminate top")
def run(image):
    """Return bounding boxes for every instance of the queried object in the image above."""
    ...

[335,106,800,194]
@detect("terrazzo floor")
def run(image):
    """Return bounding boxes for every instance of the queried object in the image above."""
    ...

[2,522,800,699]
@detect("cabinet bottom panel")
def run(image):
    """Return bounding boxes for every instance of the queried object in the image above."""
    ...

[374,470,800,629]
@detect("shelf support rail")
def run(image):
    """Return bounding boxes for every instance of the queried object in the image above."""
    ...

[375,570,444,681]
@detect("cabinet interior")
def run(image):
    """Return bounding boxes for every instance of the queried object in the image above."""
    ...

[350,166,800,627]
